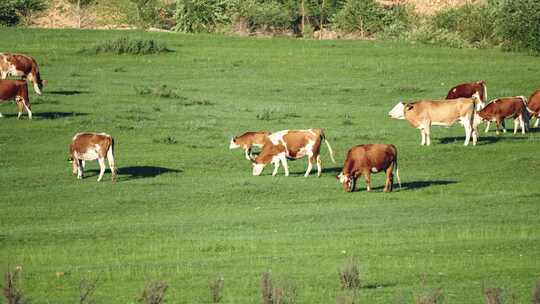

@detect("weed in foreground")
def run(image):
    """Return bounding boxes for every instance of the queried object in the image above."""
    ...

[79,278,98,304]
[336,291,359,304]
[3,267,25,304]
[208,276,224,303]
[414,288,444,304]
[137,280,168,304]
[533,280,540,304]
[152,136,178,145]
[483,287,503,304]
[339,257,362,290]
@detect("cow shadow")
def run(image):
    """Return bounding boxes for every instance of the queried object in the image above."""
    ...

[85,166,182,180]
[287,166,342,176]
[2,112,87,120]
[354,180,457,192]
[438,135,525,145]
[48,90,88,96]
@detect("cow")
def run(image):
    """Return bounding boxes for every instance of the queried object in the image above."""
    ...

[0,53,46,95]
[388,93,482,146]
[229,131,271,161]
[0,79,32,119]
[446,80,487,102]
[251,128,336,177]
[445,80,501,132]
[476,96,528,135]
[69,132,117,182]
[527,90,540,128]
[337,144,401,193]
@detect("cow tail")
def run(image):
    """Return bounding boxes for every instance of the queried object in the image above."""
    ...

[107,137,117,180]
[320,130,336,163]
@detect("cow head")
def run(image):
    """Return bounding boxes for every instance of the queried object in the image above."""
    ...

[388,102,406,119]
[472,91,485,110]
[229,136,240,149]
[68,156,79,175]
[337,172,354,192]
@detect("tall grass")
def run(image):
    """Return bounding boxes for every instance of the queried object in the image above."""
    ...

[83,37,172,55]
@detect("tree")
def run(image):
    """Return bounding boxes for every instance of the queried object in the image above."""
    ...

[129,0,157,28]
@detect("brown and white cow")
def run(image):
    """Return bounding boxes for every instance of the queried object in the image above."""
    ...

[388,93,481,146]
[337,144,401,193]
[446,80,487,102]
[0,79,32,119]
[251,128,336,177]
[476,96,528,135]
[229,131,271,160]
[527,90,540,128]
[69,132,117,182]
[0,53,46,95]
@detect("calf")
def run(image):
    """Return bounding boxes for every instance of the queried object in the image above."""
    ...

[229,131,270,160]
[69,132,117,182]
[446,80,487,102]
[251,128,336,177]
[527,90,540,128]
[388,94,481,146]
[337,144,401,192]
[0,53,46,95]
[0,79,32,119]
[477,96,528,135]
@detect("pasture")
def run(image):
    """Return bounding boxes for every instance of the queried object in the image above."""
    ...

[0,28,539,303]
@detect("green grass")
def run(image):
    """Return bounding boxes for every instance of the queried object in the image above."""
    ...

[1,28,539,303]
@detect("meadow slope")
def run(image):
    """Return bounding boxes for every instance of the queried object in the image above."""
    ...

[0,28,539,303]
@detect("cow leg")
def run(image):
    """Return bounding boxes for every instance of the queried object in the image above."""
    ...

[425,127,431,146]
[513,117,519,134]
[272,160,280,176]
[82,160,86,169]
[484,121,491,133]
[316,155,322,177]
[384,166,394,192]
[502,119,507,132]
[463,123,472,146]
[364,172,372,192]
[77,160,83,179]
[280,154,289,177]
[0,71,7,79]
[535,117,540,128]
[519,115,526,134]
[244,148,251,161]
[23,103,32,120]
[0,113,3,118]
[495,119,501,135]
[304,156,313,177]
[420,129,426,146]
[16,101,23,120]
[97,158,106,182]
[472,127,478,146]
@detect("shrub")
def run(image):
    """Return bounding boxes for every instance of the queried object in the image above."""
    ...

[233,0,294,32]
[483,287,503,304]
[84,37,171,55]
[137,280,168,304]
[332,0,383,36]
[415,288,444,304]
[495,0,540,52]
[208,276,224,303]
[0,0,47,26]
[3,268,26,304]
[174,0,231,33]
[134,84,181,98]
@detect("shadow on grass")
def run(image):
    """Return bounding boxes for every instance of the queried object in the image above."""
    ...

[363,282,397,289]
[354,180,457,192]
[2,112,88,120]
[86,166,182,180]
[438,135,526,145]
[48,90,88,95]
[285,166,342,176]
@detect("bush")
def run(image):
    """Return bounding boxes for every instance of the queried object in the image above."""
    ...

[0,0,47,26]
[234,0,293,32]
[0,1,20,26]
[495,0,540,52]
[431,2,497,44]
[83,37,171,55]
[174,0,231,33]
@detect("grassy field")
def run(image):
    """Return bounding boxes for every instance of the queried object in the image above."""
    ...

[1,28,539,303]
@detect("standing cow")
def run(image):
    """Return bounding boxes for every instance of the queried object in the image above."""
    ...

[446,80,487,103]
[251,128,336,177]
[337,144,401,193]
[0,53,46,95]
[527,90,540,128]
[388,94,481,146]
[229,131,271,160]
[476,96,528,135]
[69,132,117,182]
[0,79,32,119]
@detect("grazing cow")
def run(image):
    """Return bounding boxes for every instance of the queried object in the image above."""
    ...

[388,93,481,146]
[251,128,336,177]
[446,80,487,102]
[477,96,528,135]
[337,144,401,193]
[527,90,540,128]
[69,132,117,182]
[0,53,46,95]
[229,131,271,160]
[0,79,32,119]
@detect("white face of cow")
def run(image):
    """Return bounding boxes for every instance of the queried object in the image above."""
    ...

[388,102,406,119]
[252,163,265,176]
[229,137,240,149]
[472,92,485,110]
[337,172,353,192]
